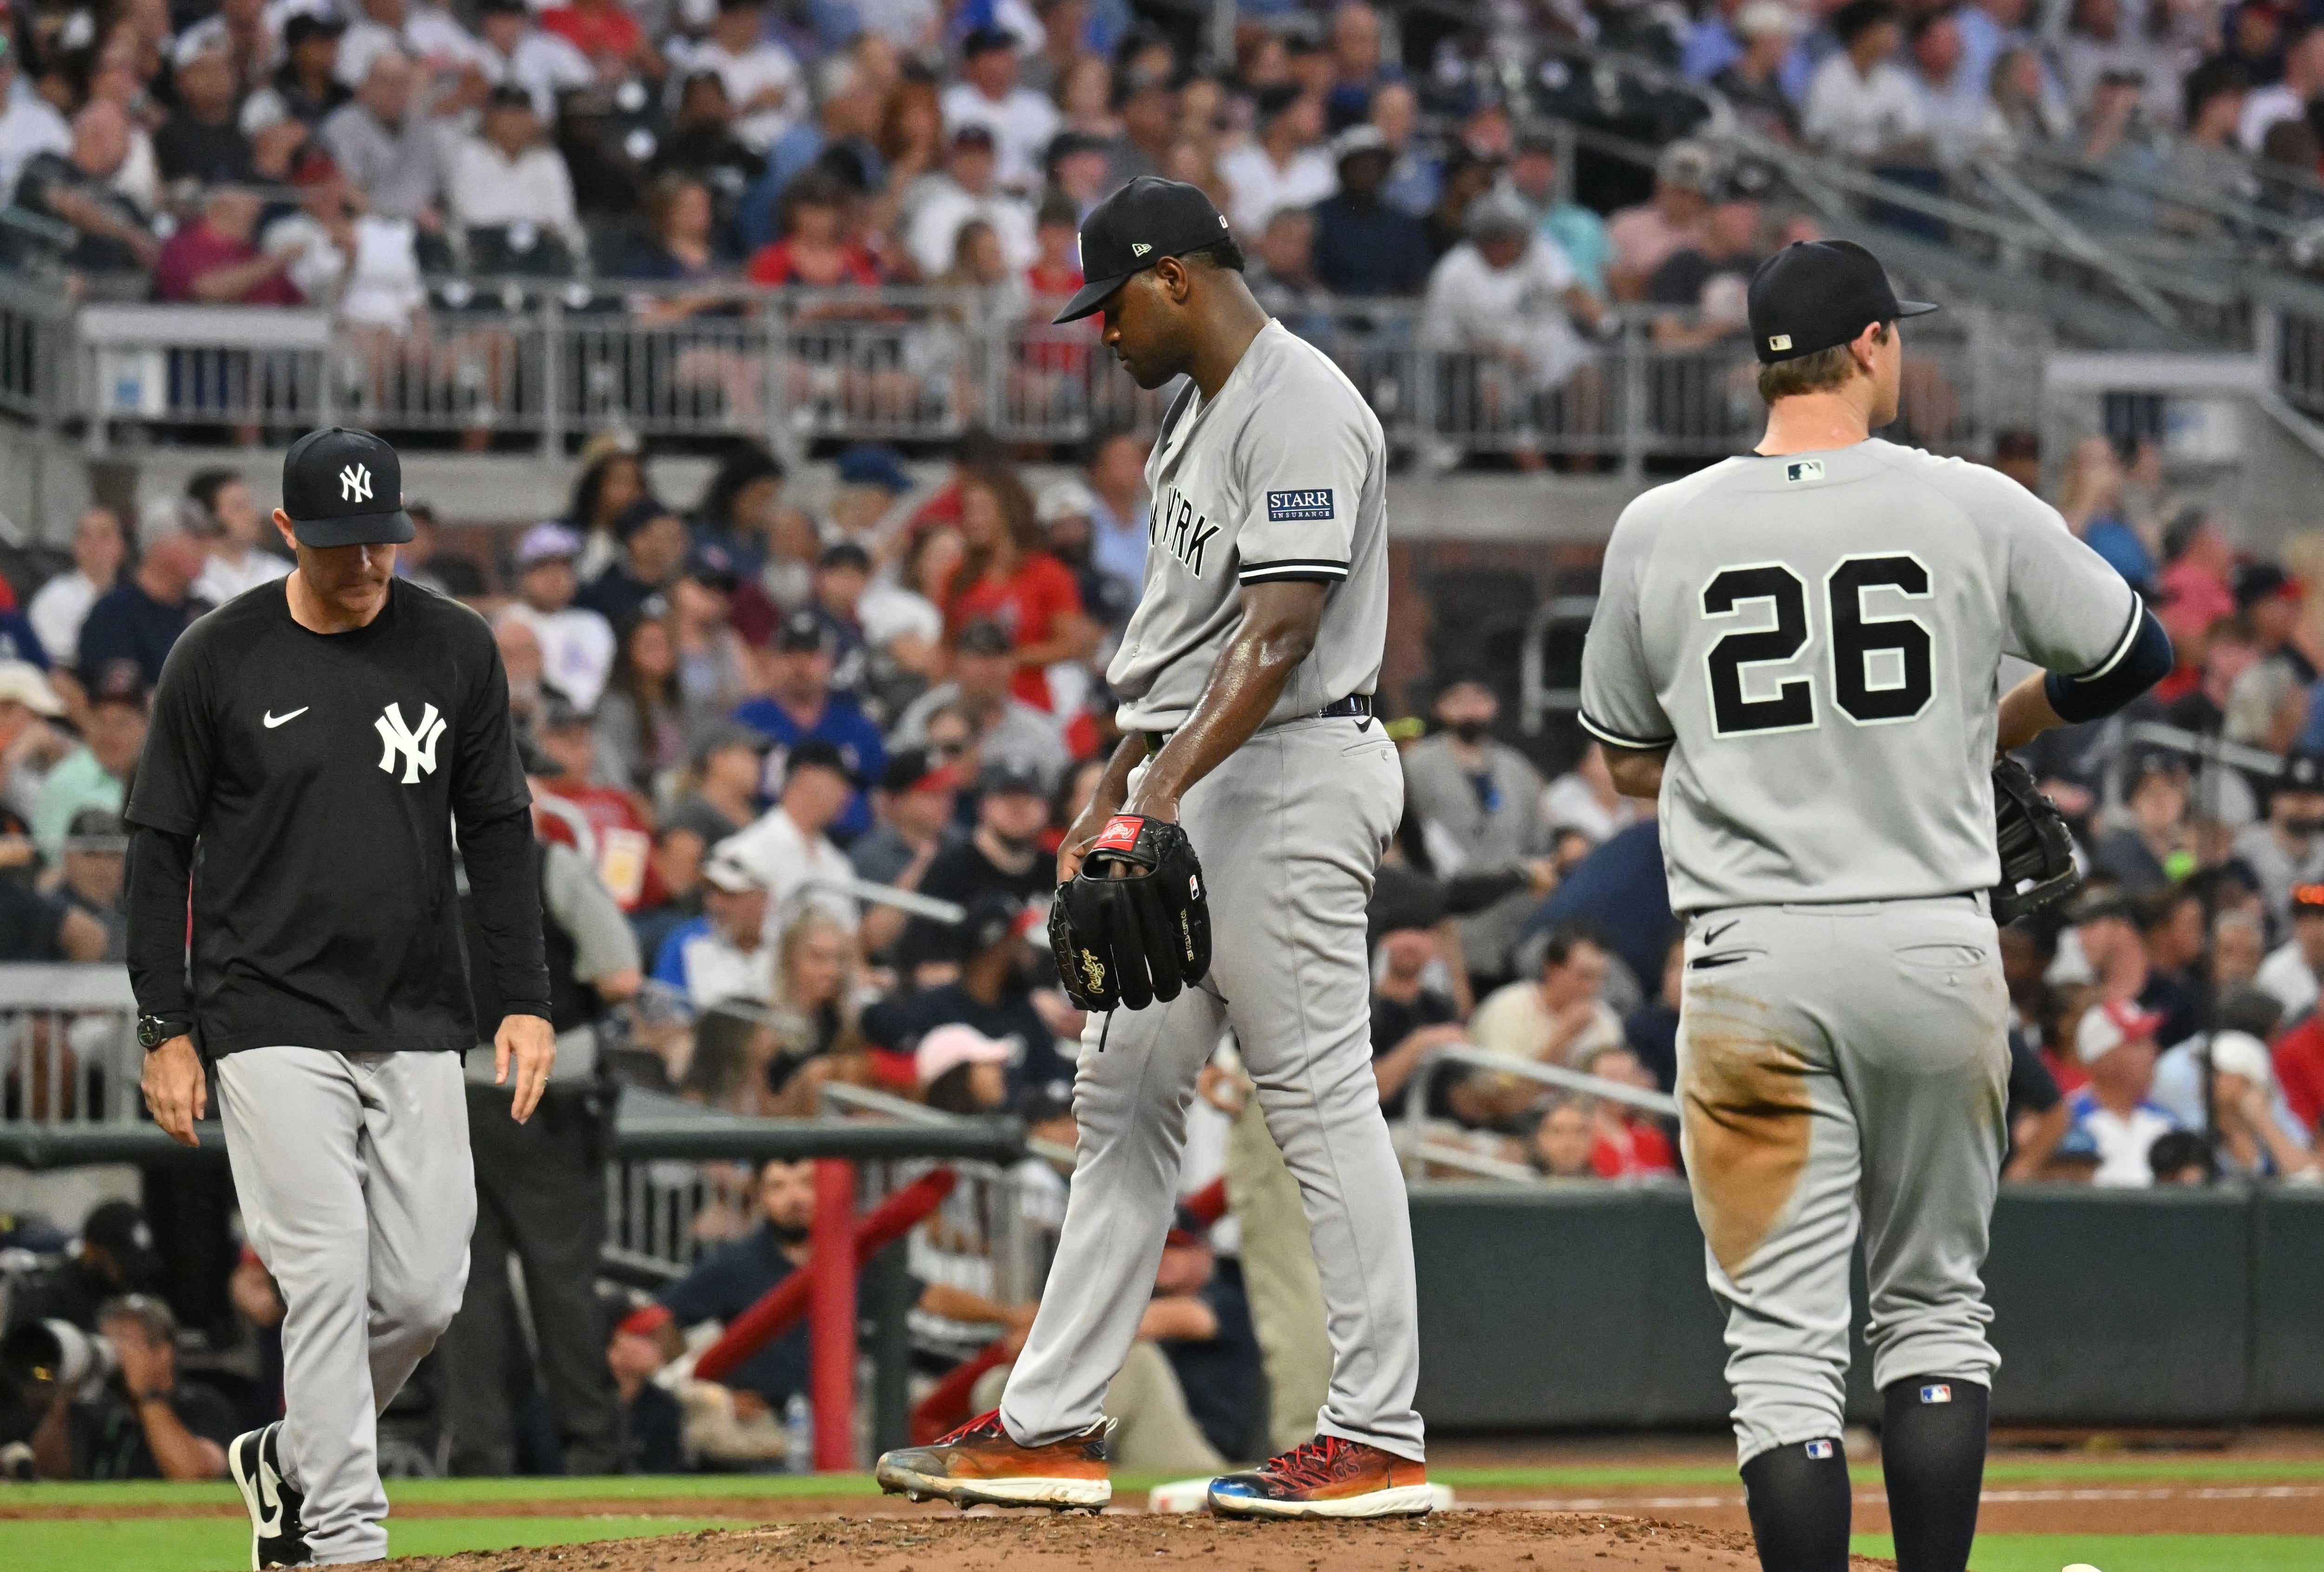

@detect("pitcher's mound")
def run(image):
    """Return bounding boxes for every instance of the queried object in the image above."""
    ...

[393,1506,1895,1572]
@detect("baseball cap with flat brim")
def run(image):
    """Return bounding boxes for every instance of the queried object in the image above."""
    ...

[1747,240,1937,364]
[281,427,415,547]
[1053,176,1236,324]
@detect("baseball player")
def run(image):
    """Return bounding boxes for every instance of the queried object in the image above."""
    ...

[1579,241,2171,1572]
[128,428,554,1568]
[873,176,1428,1519]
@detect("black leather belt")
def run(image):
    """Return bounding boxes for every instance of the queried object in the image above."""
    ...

[1141,694,1373,757]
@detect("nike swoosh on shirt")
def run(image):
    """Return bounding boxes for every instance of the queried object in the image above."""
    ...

[263,708,308,728]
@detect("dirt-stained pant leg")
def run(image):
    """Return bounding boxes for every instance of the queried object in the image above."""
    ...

[1678,898,2008,1466]
[1002,718,1424,1460]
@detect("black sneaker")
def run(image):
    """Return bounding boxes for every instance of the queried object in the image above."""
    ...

[228,1423,311,1568]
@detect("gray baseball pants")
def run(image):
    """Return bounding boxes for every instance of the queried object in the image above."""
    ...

[217,1047,474,1565]
[1001,715,1425,1462]
[1676,896,2008,1466]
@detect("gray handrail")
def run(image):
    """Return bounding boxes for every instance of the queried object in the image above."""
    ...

[1401,1041,1681,1181]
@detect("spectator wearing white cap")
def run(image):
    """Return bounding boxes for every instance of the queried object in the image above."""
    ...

[2152,1015,2316,1178]
[651,846,778,1008]
[499,522,616,711]
[939,26,1059,195]
[1710,4,1809,143]
[153,31,261,189]
[1036,476,1136,645]
[2065,1000,2180,1187]
[0,661,72,824]
[27,508,125,673]
[916,1022,1014,1113]
[1604,140,1714,299]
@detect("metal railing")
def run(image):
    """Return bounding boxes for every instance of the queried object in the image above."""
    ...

[1399,1042,1682,1183]
[0,280,2044,476]
[0,963,138,1127]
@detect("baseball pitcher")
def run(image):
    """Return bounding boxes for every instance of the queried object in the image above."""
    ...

[1580,241,2171,1572]
[874,176,1429,1520]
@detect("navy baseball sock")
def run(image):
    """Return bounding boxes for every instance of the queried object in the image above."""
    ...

[1740,1436,1852,1572]
[1879,1377,1989,1572]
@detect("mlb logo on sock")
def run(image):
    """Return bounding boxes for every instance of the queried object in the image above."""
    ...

[1804,1440,1835,1460]
[1921,1384,1953,1404]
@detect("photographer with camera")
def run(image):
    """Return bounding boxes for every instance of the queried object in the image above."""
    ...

[26,1295,235,1480]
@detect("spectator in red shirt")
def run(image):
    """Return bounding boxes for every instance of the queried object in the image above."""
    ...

[941,465,1097,711]
[746,167,881,286]
[153,187,302,304]
[1576,1044,1678,1178]
[532,692,661,911]
[2275,1010,2324,1136]
[540,0,654,81]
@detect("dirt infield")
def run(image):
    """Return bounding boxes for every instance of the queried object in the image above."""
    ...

[8,1476,2321,1535]
[383,1508,1886,1572]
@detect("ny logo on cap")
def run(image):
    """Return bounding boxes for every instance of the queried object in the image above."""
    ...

[1131,242,1151,257]
[340,463,372,503]
[1767,334,1792,352]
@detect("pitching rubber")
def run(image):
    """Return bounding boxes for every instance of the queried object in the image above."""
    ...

[874,1464,1113,1509]
[1205,1482,1438,1520]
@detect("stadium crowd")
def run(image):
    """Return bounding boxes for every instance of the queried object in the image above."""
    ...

[0,412,2321,1478]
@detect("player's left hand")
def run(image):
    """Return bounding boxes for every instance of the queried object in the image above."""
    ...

[495,1013,557,1123]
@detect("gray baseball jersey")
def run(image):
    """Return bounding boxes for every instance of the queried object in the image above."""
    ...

[1108,319,1389,730]
[1579,437,2140,914]
[999,317,1424,1466]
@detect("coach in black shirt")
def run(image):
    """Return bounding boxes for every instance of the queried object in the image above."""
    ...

[126,427,551,1569]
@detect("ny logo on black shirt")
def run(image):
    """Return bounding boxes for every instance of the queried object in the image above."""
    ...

[375,702,447,783]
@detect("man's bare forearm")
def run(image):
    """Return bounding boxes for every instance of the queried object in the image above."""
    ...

[1996,670,2066,755]
[1127,581,1327,817]
[1604,744,1667,799]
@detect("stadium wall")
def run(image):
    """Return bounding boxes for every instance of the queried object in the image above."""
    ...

[1412,1185,2324,1431]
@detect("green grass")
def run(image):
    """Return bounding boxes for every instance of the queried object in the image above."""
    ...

[18,1453,2324,1511]
[0,1515,756,1572]
[1856,1534,2324,1572]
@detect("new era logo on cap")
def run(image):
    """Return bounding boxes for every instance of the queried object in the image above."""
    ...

[1053,176,1234,324]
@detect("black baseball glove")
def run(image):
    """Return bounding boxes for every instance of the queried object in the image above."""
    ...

[1048,814,1212,1013]
[1991,755,2080,925]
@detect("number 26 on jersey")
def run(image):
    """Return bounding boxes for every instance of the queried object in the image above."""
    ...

[1702,555,1934,737]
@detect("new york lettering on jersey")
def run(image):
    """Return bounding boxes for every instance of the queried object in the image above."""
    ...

[1151,483,1224,577]
[1106,320,1391,732]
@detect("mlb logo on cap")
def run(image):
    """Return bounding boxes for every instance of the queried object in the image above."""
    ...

[1804,1440,1835,1460]
[1921,1383,1954,1404]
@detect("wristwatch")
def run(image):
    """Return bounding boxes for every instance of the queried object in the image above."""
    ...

[136,1016,189,1052]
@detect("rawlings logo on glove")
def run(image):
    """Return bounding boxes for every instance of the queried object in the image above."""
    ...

[1048,814,1212,1014]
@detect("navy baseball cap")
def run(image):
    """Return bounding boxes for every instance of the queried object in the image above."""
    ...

[281,427,414,547]
[1053,176,1235,324]
[1746,240,1936,365]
